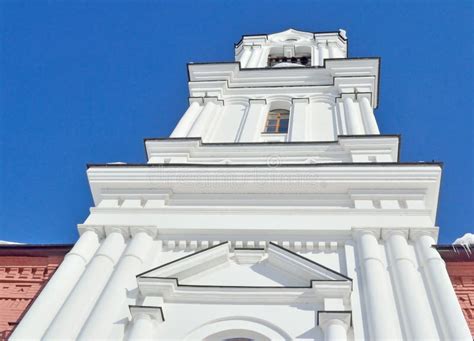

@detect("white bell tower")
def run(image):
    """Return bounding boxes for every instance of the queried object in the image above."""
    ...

[171,28,377,144]
[11,29,471,341]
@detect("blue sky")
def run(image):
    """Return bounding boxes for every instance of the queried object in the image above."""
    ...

[0,0,472,244]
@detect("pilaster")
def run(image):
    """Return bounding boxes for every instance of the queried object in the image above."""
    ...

[318,311,351,341]
[127,306,164,340]
[352,228,401,340]
[411,230,472,340]
[289,98,309,141]
[237,98,267,142]
[382,229,438,339]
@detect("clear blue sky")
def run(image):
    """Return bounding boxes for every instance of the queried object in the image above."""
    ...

[0,1,472,244]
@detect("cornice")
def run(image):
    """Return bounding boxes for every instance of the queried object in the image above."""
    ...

[234,29,347,49]
[86,164,441,194]
[187,58,379,107]
[89,207,432,216]
[144,135,400,164]
[137,277,352,304]
[88,161,441,170]
[86,163,441,220]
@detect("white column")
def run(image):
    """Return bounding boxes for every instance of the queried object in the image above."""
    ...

[78,230,155,340]
[10,230,100,340]
[359,96,380,134]
[237,99,267,142]
[311,45,320,66]
[43,229,126,339]
[238,45,252,68]
[343,97,365,135]
[354,229,401,340]
[246,45,263,68]
[127,306,164,340]
[328,42,338,59]
[187,100,216,138]
[413,232,472,340]
[318,41,329,65]
[170,101,202,137]
[323,320,348,341]
[201,101,223,142]
[289,98,308,141]
[335,100,347,135]
[319,312,350,341]
[257,46,270,67]
[383,230,438,339]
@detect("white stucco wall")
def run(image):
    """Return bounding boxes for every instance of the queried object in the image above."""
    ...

[11,28,472,341]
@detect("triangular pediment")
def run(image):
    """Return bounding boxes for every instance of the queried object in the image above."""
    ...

[267,28,314,43]
[138,242,350,288]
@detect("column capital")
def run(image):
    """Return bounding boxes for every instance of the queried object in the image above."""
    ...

[317,311,351,329]
[352,228,380,240]
[105,226,130,240]
[188,97,204,105]
[248,98,267,105]
[341,93,357,101]
[202,97,224,106]
[409,228,438,242]
[129,305,164,324]
[130,226,157,238]
[381,229,409,241]
[78,227,103,238]
[291,97,310,104]
[242,44,252,51]
[357,93,372,103]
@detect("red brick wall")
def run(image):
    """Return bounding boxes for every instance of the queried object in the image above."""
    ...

[0,246,71,340]
[446,261,474,336]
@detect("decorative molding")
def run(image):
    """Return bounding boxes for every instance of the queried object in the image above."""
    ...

[129,305,164,323]
[381,229,409,241]
[137,242,352,304]
[77,225,157,240]
[409,228,439,241]
[317,311,352,328]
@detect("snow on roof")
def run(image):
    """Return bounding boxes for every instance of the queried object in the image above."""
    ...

[0,240,24,245]
[452,233,473,257]
[453,233,474,245]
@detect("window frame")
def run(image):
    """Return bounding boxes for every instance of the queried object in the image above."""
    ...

[263,109,290,134]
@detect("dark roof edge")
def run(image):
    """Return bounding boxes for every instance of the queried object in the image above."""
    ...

[87,161,443,170]
[0,244,74,249]
[144,134,400,145]
[434,244,474,250]
[233,29,347,48]
[187,57,379,72]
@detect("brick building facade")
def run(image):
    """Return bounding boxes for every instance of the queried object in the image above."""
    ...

[436,244,474,337]
[0,244,72,340]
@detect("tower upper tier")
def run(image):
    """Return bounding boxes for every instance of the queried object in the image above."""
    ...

[235,28,347,68]
[176,28,379,144]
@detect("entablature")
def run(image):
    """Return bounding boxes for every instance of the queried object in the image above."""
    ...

[234,29,347,52]
[86,162,441,222]
[144,136,399,165]
[187,58,379,107]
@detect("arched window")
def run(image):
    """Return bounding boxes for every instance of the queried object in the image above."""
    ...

[267,45,311,67]
[264,109,289,133]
